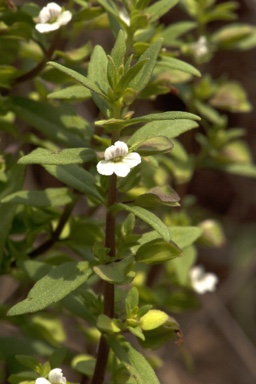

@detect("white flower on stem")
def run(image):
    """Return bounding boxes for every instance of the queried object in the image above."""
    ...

[35,2,72,33]
[97,141,141,177]
[36,368,66,384]
[193,36,208,58]
[189,265,218,294]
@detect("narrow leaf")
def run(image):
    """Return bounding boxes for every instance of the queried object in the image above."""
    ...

[48,85,91,100]
[116,204,171,242]
[158,56,201,77]
[47,61,105,96]
[146,0,179,22]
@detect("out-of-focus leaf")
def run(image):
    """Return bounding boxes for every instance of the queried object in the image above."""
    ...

[12,97,92,147]
[145,0,179,22]
[209,82,252,112]
[158,56,200,77]
[2,188,74,207]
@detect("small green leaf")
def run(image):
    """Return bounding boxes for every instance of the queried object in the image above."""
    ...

[97,111,200,129]
[161,21,197,46]
[72,354,96,378]
[15,355,39,370]
[140,310,169,330]
[136,239,182,264]
[18,148,95,165]
[93,255,135,284]
[97,314,122,333]
[8,261,92,316]
[47,85,91,100]
[110,29,126,68]
[129,39,163,94]
[135,136,173,156]
[116,204,171,242]
[134,185,180,207]
[158,56,201,77]
[209,81,252,112]
[47,61,105,96]
[2,188,74,207]
[145,0,179,22]
[108,336,160,384]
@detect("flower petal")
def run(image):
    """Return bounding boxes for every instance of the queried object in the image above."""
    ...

[36,379,51,384]
[97,160,115,176]
[35,22,60,33]
[123,152,141,168]
[104,141,128,160]
[57,11,72,26]
[48,368,66,384]
[113,162,130,177]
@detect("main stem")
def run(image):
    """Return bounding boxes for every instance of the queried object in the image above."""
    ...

[91,173,117,384]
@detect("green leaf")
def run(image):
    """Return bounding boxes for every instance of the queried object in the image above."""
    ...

[135,239,182,264]
[171,245,197,284]
[0,164,25,261]
[1,188,74,207]
[136,136,174,155]
[47,61,105,96]
[93,255,135,284]
[88,44,110,115]
[108,336,160,384]
[43,164,103,202]
[140,310,169,330]
[72,354,96,378]
[218,163,256,177]
[128,119,199,147]
[97,111,200,129]
[115,59,149,93]
[161,21,197,46]
[132,226,202,253]
[212,23,253,48]
[209,81,252,112]
[145,0,179,22]
[129,39,163,94]
[12,97,92,147]
[47,85,91,100]
[158,56,201,77]
[116,204,171,242]
[134,185,180,207]
[8,261,92,316]
[15,355,39,370]
[110,29,126,68]
[97,314,122,333]
[18,148,95,165]
[194,100,225,126]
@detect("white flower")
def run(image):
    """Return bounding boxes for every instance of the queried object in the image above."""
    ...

[36,379,51,384]
[119,7,130,26]
[193,36,208,58]
[36,368,66,384]
[97,141,141,177]
[189,265,218,294]
[35,2,72,33]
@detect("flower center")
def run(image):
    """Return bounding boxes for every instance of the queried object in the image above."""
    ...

[112,155,124,162]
